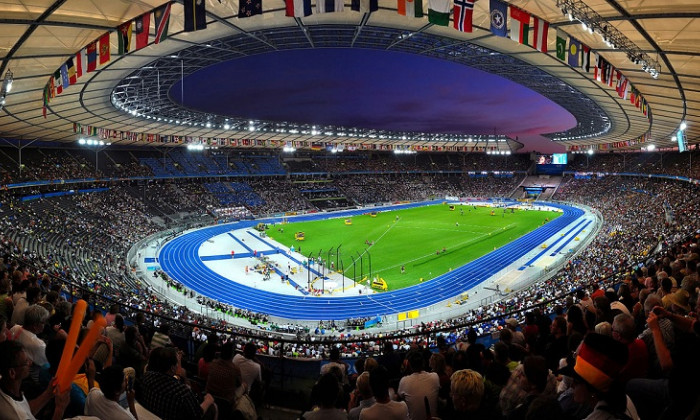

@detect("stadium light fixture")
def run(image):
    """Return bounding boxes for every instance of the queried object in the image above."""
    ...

[1,70,12,93]
[1,69,15,111]
[679,121,687,131]
[587,149,594,155]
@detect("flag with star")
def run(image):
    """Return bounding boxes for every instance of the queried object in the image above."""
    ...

[489,0,507,37]
[555,29,566,60]
[239,0,263,17]
[134,12,150,50]
[117,21,132,54]
[154,3,172,43]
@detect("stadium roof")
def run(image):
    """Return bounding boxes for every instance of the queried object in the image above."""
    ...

[0,0,697,152]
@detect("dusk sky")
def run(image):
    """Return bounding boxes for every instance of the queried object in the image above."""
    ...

[173,48,575,153]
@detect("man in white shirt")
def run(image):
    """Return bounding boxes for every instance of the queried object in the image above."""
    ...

[233,342,262,391]
[85,365,137,420]
[0,340,69,420]
[397,351,439,420]
[360,366,408,420]
[9,305,50,370]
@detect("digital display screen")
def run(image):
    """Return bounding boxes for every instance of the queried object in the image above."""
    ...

[536,155,552,165]
[552,153,568,164]
[677,131,687,152]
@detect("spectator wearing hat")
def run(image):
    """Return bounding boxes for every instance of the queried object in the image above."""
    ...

[563,333,639,420]
[661,289,692,315]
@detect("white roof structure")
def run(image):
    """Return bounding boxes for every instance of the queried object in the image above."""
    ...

[0,0,697,151]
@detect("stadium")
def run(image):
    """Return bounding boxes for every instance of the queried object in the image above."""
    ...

[0,1,699,419]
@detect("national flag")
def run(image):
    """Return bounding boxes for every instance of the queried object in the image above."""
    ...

[606,63,615,87]
[99,32,110,64]
[629,85,637,105]
[594,52,602,81]
[86,42,97,72]
[427,0,451,26]
[60,63,69,89]
[75,49,84,78]
[239,0,262,17]
[184,0,207,32]
[509,6,530,45]
[351,0,378,13]
[555,30,566,60]
[154,3,172,42]
[42,84,49,118]
[117,21,132,54]
[599,59,611,85]
[48,76,55,100]
[134,13,150,50]
[567,37,580,67]
[453,0,475,32]
[531,17,548,52]
[54,70,62,95]
[286,0,312,16]
[66,58,77,85]
[489,0,507,37]
[616,71,629,98]
[580,44,591,72]
[317,0,344,13]
[397,0,423,18]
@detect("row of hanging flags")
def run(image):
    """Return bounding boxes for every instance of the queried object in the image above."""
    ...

[46,0,650,150]
[567,131,651,152]
[71,123,501,152]
[42,2,173,117]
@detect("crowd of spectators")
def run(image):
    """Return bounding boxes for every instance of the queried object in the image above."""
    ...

[0,148,699,418]
[567,149,700,178]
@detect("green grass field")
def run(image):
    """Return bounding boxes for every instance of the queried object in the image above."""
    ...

[266,204,560,291]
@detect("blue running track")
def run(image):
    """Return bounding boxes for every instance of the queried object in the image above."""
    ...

[158,201,584,320]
